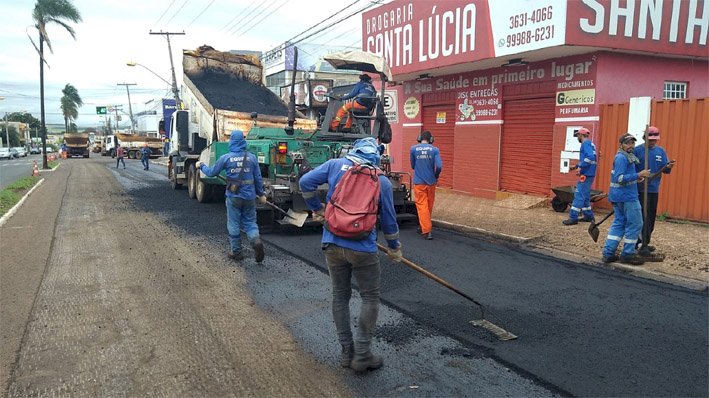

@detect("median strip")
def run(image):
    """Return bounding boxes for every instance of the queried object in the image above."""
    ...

[0,177,44,226]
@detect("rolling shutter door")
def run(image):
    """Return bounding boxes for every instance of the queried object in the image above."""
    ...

[422,104,455,188]
[499,97,555,196]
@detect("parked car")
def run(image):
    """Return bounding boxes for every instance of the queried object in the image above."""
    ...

[9,148,18,158]
[0,147,12,160]
[13,147,27,157]
[30,147,41,154]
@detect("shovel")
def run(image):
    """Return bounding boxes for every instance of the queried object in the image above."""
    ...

[588,210,615,242]
[215,175,307,227]
[376,243,518,341]
[263,201,308,227]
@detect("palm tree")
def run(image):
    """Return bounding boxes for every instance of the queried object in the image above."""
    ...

[60,83,82,133]
[31,0,81,168]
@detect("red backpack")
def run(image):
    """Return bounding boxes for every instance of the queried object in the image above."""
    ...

[324,162,383,240]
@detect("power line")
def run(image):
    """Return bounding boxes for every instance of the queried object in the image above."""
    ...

[231,0,290,39]
[154,0,177,27]
[226,0,272,35]
[219,2,257,32]
[185,0,217,29]
[163,0,189,27]
[286,0,362,44]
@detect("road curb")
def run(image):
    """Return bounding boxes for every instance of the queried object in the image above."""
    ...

[432,219,538,244]
[0,178,45,227]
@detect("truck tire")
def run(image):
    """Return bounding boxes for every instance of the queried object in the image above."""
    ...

[169,161,182,190]
[187,164,197,199]
[195,177,211,203]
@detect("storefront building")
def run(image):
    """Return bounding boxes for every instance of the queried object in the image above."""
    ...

[362,0,707,199]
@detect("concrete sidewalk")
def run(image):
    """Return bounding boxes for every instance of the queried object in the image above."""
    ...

[431,189,708,290]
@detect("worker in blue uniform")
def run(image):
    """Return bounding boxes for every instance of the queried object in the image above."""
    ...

[563,127,597,225]
[634,126,675,257]
[299,137,401,373]
[329,74,377,131]
[601,133,651,265]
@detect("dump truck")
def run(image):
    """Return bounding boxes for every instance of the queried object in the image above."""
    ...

[103,133,163,159]
[169,45,417,231]
[63,132,90,158]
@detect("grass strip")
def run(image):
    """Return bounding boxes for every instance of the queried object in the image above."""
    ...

[0,176,41,217]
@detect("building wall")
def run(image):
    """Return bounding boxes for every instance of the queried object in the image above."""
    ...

[596,52,709,104]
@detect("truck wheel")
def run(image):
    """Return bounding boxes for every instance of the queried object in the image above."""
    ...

[169,162,182,190]
[195,178,211,203]
[187,164,197,199]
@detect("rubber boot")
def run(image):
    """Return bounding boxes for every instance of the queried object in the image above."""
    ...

[350,349,383,372]
[339,343,354,368]
[251,238,265,263]
[227,251,244,261]
[562,218,578,226]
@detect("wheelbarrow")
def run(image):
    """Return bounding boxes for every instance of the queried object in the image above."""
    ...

[550,186,607,212]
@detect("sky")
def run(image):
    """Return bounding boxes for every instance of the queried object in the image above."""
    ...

[0,0,376,127]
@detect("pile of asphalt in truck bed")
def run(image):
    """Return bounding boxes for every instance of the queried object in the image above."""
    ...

[187,70,289,117]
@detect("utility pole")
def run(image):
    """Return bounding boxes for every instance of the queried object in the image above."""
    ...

[149,31,184,106]
[4,113,8,148]
[117,83,137,132]
[112,105,123,132]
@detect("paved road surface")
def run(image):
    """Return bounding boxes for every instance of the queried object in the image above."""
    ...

[0,154,42,189]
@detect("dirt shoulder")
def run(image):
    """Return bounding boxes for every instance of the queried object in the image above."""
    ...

[432,189,708,289]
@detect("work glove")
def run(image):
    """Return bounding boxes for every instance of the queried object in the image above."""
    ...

[579,174,587,183]
[312,207,325,223]
[195,161,203,169]
[386,244,403,263]
[257,195,267,205]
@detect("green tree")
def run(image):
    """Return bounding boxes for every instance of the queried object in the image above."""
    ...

[2,125,21,147]
[31,0,82,168]
[7,112,41,131]
[60,83,82,133]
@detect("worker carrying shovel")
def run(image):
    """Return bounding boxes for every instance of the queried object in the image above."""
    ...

[633,126,675,258]
[563,127,597,225]
[601,133,651,266]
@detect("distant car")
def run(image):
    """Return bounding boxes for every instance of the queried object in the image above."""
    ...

[30,147,41,154]
[13,147,27,157]
[9,148,19,158]
[0,147,11,160]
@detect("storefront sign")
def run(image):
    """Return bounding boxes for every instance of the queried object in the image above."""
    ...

[488,0,567,56]
[308,80,333,108]
[404,96,420,119]
[383,90,398,123]
[556,89,595,106]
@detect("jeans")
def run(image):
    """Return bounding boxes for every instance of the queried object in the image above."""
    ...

[324,245,380,353]
[638,192,659,247]
[116,157,125,168]
[141,157,149,170]
[226,197,260,254]
[602,200,643,257]
[569,176,595,220]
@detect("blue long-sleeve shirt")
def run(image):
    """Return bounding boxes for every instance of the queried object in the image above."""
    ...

[578,140,597,177]
[199,132,264,200]
[634,145,671,193]
[410,143,442,185]
[299,157,400,253]
[341,81,376,108]
[140,147,151,160]
[608,150,641,203]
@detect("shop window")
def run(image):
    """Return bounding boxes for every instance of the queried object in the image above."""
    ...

[663,81,688,99]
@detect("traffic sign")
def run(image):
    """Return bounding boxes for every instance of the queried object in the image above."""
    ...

[96,106,107,115]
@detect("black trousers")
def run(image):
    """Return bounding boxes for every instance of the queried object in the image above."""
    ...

[638,192,659,246]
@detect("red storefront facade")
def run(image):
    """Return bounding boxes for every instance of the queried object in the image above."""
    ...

[362,0,708,199]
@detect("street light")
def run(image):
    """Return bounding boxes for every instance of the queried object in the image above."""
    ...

[126,61,180,105]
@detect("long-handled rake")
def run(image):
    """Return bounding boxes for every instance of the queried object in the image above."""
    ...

[376,243,518,341]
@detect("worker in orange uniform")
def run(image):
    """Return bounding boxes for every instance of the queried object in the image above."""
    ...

[329,74,377,131]
[410,131,442,240]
